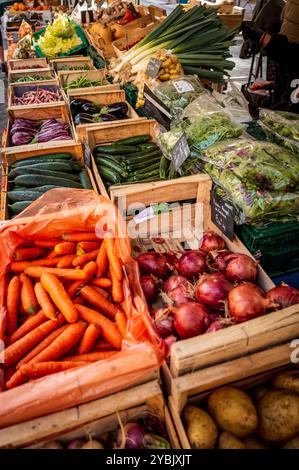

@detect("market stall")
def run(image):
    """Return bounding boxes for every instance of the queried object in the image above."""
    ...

[0,0,299,452]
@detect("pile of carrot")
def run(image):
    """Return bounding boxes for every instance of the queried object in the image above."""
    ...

[2,232,128,390]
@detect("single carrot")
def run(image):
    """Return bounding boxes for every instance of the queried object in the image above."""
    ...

[80,285,120,319]
[28,321,87,364]
[33,240,60,248]
[4,314,65,367]
[19,302,27,316]
[34,282,57,321]
[115,310,127,337]
[17,325,69,368]
[62,232,100,242]
[9,310,46,344]
[19,361,89,380]
[76,305,122,350]
[93,339,116,352]
[96,241,107,278]
[20,273,38,315]
[41,272,78,323]
[25,266,87,281]
[11,257,63,273]
[91,278,112,288]
[13,247,45,261]
[6,276,21,335]
[72,249,99,268]
[6,368,27,389]
[76,242,101,255]
[56,254,77,268]
[105,238,123,281]
[64,351,117,362]
[46,250,58,259]
[73,296,85,305]
[54,242,76,255]
[110,266,124,303]
[77,324,100,354]
[92,286,110,299]
[67,261,97,299]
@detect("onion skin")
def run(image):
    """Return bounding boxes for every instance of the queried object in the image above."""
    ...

[206,320,227,333]
[195,273,233,310]
[225,254,258,283]
[209,249,232,271]
[200,231,226,252]
[265,285,299,310]
[172,301,210,339]
[140,275,159,304]
[228,284,274,323]
[136,252,171,279]
[167,284,193,305]
[153,308,175,338]
[176,250,207,279]
[163,275,189,293]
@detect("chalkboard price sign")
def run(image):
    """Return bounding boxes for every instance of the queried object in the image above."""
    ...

[146,58,162,78]
[172,133,190,171]
[83,140,91,169]
[211,187,235,240]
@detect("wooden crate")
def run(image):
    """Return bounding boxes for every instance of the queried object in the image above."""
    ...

[51,57,94,74]
[9,68,55,84]
[0,142,98,222]
[8,58,48,71]
[58,69,119,98]
[0,380,180,449]
[112,23,157,58]
[168,343,295,448]
[8,82,65,109]
[68,89,140,141]
[3,104,77,158]
[219,12,244,30]
[86,119,157,197]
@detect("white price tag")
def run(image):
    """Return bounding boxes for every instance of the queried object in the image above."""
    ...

[173,80,195,93]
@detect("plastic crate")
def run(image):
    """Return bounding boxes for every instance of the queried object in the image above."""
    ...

[236,222,299,276]
[33,20,88,58]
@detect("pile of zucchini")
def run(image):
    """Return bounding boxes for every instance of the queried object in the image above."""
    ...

[7,153,92,217]
[94,135,169,187]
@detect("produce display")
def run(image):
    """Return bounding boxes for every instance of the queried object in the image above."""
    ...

[93,134,164,186]
[95,0,139,26]
[10,118,71,145]
[7,153,92,217]
[259,109,299,155]
[2,231,127,389]
[63,74,108,91]
[13,87,63,105]
[12,74,53,83]
[41,416,171,449]
[183,370,299,448]
[70,98,129,125]
[136,231,299,345]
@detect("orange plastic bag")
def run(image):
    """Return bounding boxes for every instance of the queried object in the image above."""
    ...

[0,189,163,428]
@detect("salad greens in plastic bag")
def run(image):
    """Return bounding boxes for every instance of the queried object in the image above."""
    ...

[259,109,299,155]
[154,76,204,122]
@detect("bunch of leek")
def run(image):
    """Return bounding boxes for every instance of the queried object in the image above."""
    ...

[112,5,236,82]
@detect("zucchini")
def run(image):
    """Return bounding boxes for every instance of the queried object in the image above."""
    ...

[127,157,161,172]
[8,190,43,203]
[10,167,80,181]
[99,166,122,184]
[114,135,151,145]
[8,201,32,216]
[13,153,71,166]
[94,153,123,164]
[96,157,127,175]
[126,150,162,163]
[14,175,83,189]
[79,170,92,189]
[127,170,160,182]
[12,162,74,172]
[138,143,158,151]
[94,144,137,154]
[29,185,64,192]
[128,161,161,176]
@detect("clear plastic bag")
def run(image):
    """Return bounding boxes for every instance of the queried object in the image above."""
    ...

[259,109,299,155]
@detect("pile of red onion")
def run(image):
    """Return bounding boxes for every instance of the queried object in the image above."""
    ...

[135,231,299,352]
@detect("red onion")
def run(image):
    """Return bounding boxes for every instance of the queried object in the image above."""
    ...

[176,250,207,279]
[265,285,299,310]
[163,275,193,305]
[163,251,179,266]
[163,275,189,293]
[200,231,226,252]
[225,254,258,283]
[172,301,210,339]
[122,423,144,449]
[136,252,171,279]
[140,275,159,304]
[167,285,193,305]
[67,438,85,449]
[153,308,175,338]
[195,273,233,310]
[164,335,177,357]
[228,284,275,323]
[206,320,227,333]
[209,249,232,271]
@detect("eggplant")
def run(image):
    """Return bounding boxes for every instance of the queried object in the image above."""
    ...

[74,113,96,125]
[94,113,118,122]
[70,99,92,114]
[107,102,128,118]
[81,103,102,114]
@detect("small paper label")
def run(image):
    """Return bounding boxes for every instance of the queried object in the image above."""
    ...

[211,188,235,240]
[173,80,195,93]
[172,134,190,171]
[146,58,162,79]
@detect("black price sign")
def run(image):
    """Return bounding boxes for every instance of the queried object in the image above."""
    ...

[211,187,235,240]
[83,140,91,169]
[172,134,190,171]
[146,58,162,78]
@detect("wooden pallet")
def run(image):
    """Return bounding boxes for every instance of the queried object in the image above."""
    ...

[168,343,295,448]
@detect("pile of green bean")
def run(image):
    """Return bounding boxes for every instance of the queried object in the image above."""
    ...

[63,74,108,90]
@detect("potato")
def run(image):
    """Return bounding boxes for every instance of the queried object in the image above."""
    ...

[218,432,245,449]
[257,390,299,442]
[281,434,299,449]
[273,371,299,394]
[243,436,270,449]
[183,405,218,449]
[208,387,258,438]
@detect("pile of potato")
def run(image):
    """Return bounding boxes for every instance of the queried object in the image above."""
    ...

[183,370,299,449]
